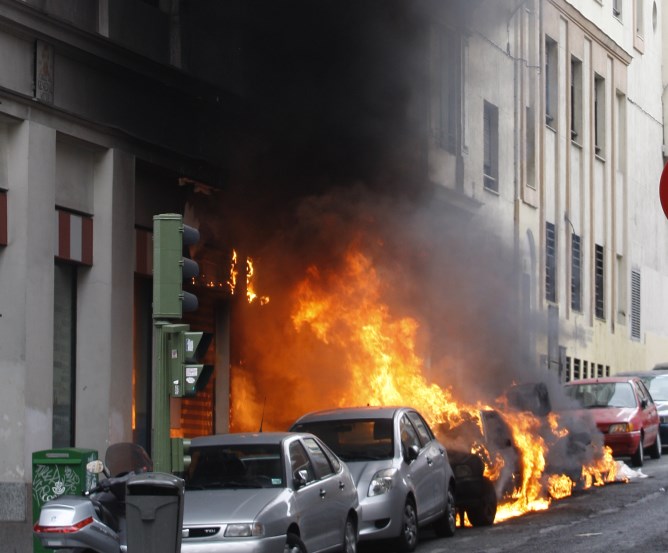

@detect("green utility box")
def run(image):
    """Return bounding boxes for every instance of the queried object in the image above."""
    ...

[32,447,98,553]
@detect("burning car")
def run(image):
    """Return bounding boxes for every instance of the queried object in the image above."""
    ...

[290,406,456,552]
[563,376,661,467]
[436,409,522,526]
[503,381,596,484]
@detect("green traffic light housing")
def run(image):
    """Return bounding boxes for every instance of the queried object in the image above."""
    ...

[153,213,200,319]
[166,325,213,397]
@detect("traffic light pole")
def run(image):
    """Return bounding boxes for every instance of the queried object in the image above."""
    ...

[152,320,170,473]
[151,214,212,474]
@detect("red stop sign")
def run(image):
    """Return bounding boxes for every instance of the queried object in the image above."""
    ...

[661,162,668,219]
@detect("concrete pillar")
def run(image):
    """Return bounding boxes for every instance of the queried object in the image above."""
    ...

[76,148,135,454]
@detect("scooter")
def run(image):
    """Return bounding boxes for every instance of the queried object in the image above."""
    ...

[34,442,153,553]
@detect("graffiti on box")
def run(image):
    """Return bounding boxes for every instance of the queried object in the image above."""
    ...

[32,457,97,504]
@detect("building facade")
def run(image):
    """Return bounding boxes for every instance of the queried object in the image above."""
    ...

[1,1,668,551]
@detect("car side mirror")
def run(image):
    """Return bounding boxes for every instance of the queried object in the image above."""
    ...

[641,399,648,409]
[293,469,308,489]
[405,445,419,463]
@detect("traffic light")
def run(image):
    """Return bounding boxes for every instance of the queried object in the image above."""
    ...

[153,213,200,319]
[165,325,214,397]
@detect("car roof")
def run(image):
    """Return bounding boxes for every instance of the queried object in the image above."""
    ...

[617,370,668,378]
[564,376,639,385]
[292,406,408,424]
[189,432,302,448]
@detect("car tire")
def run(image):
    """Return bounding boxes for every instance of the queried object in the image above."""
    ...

[631,438,644,467]
[433,484,456,537]
[649,432,662,460]
[342,515,357,553]
[466,479,497,527]
[284,532,307,553]
[395,498,418,553]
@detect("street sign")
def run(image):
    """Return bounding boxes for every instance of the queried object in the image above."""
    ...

[660,162,668,220]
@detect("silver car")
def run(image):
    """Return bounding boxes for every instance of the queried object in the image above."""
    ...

[180,432,360,553]
[290,407,456,552]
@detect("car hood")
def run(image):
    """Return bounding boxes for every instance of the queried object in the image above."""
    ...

[183,488,287,525]
[585,407,638,425]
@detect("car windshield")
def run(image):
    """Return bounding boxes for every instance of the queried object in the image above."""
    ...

[185,443,284,490]
[645,377,668,402]
[292,419,394,461]
[564,382,637,409]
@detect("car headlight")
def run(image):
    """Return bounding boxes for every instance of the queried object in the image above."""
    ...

[609,423,633,433]
[224,523,264,537]
[368,468,397,497]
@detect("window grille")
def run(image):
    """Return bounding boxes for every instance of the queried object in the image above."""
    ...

[595,244,605,319]
[631,269,641,339]
[571,234,582,311]
[483,101,499,192]
[546,222,556,302]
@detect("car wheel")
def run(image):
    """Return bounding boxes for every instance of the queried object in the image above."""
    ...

[395,498,418,553]
[433,484,456,537]
[649,432,662,460]
[284,532,307,553]
[342,515,357,553]
[631,438,645,467]
[466,479,497,527]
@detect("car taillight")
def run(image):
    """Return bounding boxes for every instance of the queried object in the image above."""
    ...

[34,516,94,534]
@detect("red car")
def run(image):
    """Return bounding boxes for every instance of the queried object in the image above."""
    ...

[563,376,661,467]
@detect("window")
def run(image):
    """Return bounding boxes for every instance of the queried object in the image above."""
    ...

[631,269,641,339]
[613,0,622,18]
[400,415,421,453]
[573,358,581,380]
[53,262,77,447]
[616,92,627,172]
[594,74,606,157]
[526,105,536,187]
[545,222,557,302]
[406,411,433,446]
[570,57,582,141]
[438,29,462,153]
[302,437,334,479]
[634,0,645,51]
[483,101,499,192]
[595,244,605,319]
[571,233,582,311]
[545,37,558,126]
[289,441,315,483]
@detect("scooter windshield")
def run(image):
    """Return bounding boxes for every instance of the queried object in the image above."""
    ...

[104,443,153,476]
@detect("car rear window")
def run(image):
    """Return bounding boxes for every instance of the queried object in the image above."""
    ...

[186,444,284,489]
[292,419,394,461]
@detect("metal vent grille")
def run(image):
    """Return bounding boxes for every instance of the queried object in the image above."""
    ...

[631,269,641,339]
[571,234,581,311]
[595,244,604,319]
[545,222,556,302]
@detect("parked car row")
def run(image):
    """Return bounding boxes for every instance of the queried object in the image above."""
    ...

[181,406,456,553]
[178,373,667,552]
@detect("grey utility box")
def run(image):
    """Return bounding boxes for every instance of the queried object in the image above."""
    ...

[126,472,185,553]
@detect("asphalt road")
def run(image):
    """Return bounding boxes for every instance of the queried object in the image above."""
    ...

[361,454,668,553]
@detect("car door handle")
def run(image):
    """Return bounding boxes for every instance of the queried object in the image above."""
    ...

[319,489,327,499]
[439,448,445,456]
[426,457,433,466]
[339,481,346,490]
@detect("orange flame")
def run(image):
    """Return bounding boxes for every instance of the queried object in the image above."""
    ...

[247,257,270,305]
[237,245,622,522]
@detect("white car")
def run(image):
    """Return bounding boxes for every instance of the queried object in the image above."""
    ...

[290,406,456,552]
[181,432,360,553]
